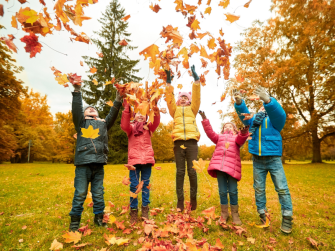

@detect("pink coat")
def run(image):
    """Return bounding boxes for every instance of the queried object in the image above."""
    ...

[201,119,248,181]
[121,105,160,166]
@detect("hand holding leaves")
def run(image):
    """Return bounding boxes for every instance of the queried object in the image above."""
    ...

[152,105,159,114]
[233,89,242,105]
[191,65,199,81]
[164,69,173,84]
[73,84,81,92]
[199,110,206,120]
[239,125,250,134]
[241,113,254,120]
[255,86,270,103]
[115,91,121,102]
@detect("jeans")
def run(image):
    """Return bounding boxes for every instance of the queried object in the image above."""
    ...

[173,139,198,201]
[252,155,293,216]
[69,164,105,216]
[217,171,238,205]
[129,164,152,209]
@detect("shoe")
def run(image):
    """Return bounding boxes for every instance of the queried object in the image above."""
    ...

[177,199,184,212]
[259,213,270,227]
[69,215,81,232]
[220,204,229,223]
[280,216,293,234]
[130,208,138,224]
[230,205,242,225]
[94,213,107,227]
[142,206,149,220]
[191,198,197,211]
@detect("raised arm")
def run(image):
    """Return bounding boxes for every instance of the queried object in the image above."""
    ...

[235,126,249,147]
[190,65,201,116]
[234,100,253,126]
[105,91,122,131]
[120,100,132,136]
[199,111,219,144]
[264,97,286,132]
[148,106,160,133]
[165,85,177,118]
[72,91,85,133]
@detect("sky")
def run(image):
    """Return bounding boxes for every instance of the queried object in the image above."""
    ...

[1,0,272,146]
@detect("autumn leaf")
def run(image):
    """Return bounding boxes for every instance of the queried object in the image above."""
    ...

[249,94,260,101]
[22,9,39,25]
[150,4,161,13]
[189,44,200,55]
[219,28,224,36]
[119,39,128,46]
[247,237,255,244]
[185,4,197,14]
[192,158,206,173]
[218,110,222,114]
[225,142,230,149]
[130,191,138,198]
[90,67,97,73]
[11,16,18,29]
[104,77,115,86]
[191,19,200,31]
[50,239,63,250]
[204,7,211,14]
[174,0,184,11]
[154,166,162,170]
[235,74,244,82]
[124,164,136,170]
[197,32,209,39]
[220,93,226,102]
[72,243,90,249]
[201,58,208,68]
[81,125,100,139]
[0,35,18,53]
[218,0,229,8]
[244,0,252,8]
[200,45,209,59]
[62,231,82,244]
[39,0,46,6]
[177,84,183,89]
[0,5,3,17]
[202,206,216,219]
[20,33,42,58]
[207,38,217,50]
[92,79,98,86]
[180,145,187,149]
[106,100,114,107]
[80,61,83,66]
[160,25,183,45]
[114,220,125,230]
[255,216,270,228]
[200,74,206,86]
[121,15,130,22]
[139,44,160,63]
[68,73,82,85]
[122,176,130,185]
[224,13,240,23]
[54,0,69,23]
[119,205,129,215]
[96,52,103,57]
[214,238,224,249]
[135,180,144,194]
[123,228,132,234]
[54,15,62,31]
[55,74,69,85]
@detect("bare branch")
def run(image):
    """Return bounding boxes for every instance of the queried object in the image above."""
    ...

[320,131,335,142]
[290,89,309,123]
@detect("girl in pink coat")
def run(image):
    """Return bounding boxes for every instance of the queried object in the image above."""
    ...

[199,111,249,225]
[121,100,160,224]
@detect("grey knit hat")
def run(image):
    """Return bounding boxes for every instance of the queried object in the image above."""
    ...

[83,105,98,113]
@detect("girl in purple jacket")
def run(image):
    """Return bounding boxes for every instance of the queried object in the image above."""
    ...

[199,111,249,225]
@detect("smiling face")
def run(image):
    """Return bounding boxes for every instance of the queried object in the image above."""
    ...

[84,107,98,117]
[135,112,145,122]
[180,95,189,106]
[223,123,234,133]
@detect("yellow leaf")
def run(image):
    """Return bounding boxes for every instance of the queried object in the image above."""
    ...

[224,13,240,23]
[108,215,116,224]
[204,7,211,14]
[92,79,98,86]
[116,238,129,246]
[11,16,18,29]
[191,19,200,31]
[61,231,82,244]
[106,100,114,107]
[225,142,230,149]
[139,44,160,63]
[177,84,183,89]
[180,144,187,149]
[244,0,252,8]
[200,45,209,59]
[207,38,216,49]
[192,158,206,173]
[22,9,38,25]
[218,110,223,114]
[218,0,229,8]
[55,74,69,85]
[50,239,63,250]
[81,125,100,139]
[255,215,270,228]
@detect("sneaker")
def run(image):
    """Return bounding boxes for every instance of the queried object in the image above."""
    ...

[280,216,293,234]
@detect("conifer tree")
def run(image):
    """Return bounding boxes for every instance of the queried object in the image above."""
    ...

[82,0,141,163]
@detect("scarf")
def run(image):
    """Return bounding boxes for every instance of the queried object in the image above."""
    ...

[249,111,267,136]
[133,121,147,137]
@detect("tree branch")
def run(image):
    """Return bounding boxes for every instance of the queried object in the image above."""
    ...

[320,131,335,142]
[290,89,309,123]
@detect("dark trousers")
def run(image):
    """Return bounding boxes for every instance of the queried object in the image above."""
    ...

[69,163,105,216]
[174,139,198,201]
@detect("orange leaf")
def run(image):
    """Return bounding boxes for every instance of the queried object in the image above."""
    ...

[185,4,197,14]
[124,164,136,171]
[200,58,208,68]
[192,158,206,173]
[197,32,209,40]
[189,44,200,55]
[96,52,103,57]
[119,39,128,46]
[149,3,161,13]
[218,110,222,114]
[62,231,82,244]
[106,100,114,107]
[160,25,183,45]
[120,205,129,215]
[190,19,200,31]
[122,176,130,185]
[225,13,240,23]
[180,144,187,149]
[123,228,132,234]
[207,38,216,50]
[154,166,162,170]
[11,16,18,29]
[139,44,160,63]
[244,0,252,8]
[130,191,138,198]
[202,206,216,219]
[54,0,69,23]
[204,7,211,14]
[200,74,206,86]
[20,33,42,58]
[92,79,98,86]
[121,14,130,21]
[135,180,144,194]
[174,0,184,11]
[177,84,183,89]
[220,93,226,102]
[219,28,224,36]
[90,67,97,73]
[218,0,230,8]
[200,45,209,59]
[80,61,83,66]
[249,94,260,101]
[225,142,230,149]
[206,0,211,4]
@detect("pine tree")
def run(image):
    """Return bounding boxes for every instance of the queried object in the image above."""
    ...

[82,0,141,164]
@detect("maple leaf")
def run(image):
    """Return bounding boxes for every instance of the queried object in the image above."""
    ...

[0,5,3,17]
[218,0,230,8]
[11,16,18,29]
[122,176,130,185]
[68,73,82,85]
[225,13,240,23]
[139,44,160,63]
[50,239,63,250]
[106,100,114,107]
[72,243,90,249]
[177,84,183,89]
[120,205,129,215]
[197,32,209,40]
[62,231,82,244]
[189,44,200,56]
[225,142,230,149]
[150,4,161,13]
[220,93,226,102]
[121,14,130,21]
[244,0,252,8]
[54,0,69,23]
[78,225,91,236]
[119,39,128,46]
[108,215,116,224]
[92,79,98,86]
[207,38,217,50]
[20,33,42,58]
[54,15,62,31]
[192,158,206,173]
[218,110,223,114]
[202,206,216,219]
[116,238,129,246]
[39,0,46,5]
[180,145,187,149]
[201,58,208,68]
[200,74,206,86]
[235,74,244,82]
[174,0,184,11]
[90,67,97,73]
[160,25,183,45]
[200,45,209,59]
[0,35,18,53]
[219,28,224,36]
[144,224,155,235]
[185,4,197,14]
[124,164,136,170]
[22,9,39,24]
[190,19,200,31]
[255,216,270,228]
[55,74,69,85]
[135,180,144,194]
[204,7,211,14]
[177,47,189,69]
[123,228,132,234]
[71,32,90,44]
[104,77,115,85]
[81,125,100,139]
[247,237,255,244]
[130,191,138,198]
[114,220,125,230]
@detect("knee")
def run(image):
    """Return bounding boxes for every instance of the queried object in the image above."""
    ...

[275,188,289,195]
[253,185,265,194]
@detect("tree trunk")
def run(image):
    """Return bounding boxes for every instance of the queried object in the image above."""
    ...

[311,130,322,163]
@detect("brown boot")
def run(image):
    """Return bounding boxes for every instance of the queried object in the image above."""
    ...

[230,205,242,225]
[220,204,229,223]
[130,208,138,224]
[177,199,184,212]
[191,198,197,211]
[142,206,149,220]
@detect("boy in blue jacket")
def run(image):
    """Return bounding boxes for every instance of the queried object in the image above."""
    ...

[234,86,293,234]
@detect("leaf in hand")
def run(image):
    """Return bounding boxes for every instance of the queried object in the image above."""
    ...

[81,125,100,139]
[55,74,69,85]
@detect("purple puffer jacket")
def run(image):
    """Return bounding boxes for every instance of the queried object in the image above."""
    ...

[201,119,248,181]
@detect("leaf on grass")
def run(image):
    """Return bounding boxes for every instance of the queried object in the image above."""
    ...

[247,237,255,244]
[130,192,138,198]
[123,228,132,234]
[0,5,3,17]
[62,231,82,244]
[120,205,129,215]
[202,206,216,219]
[306,237,318,249]
[108,215,116,224]
[154,166,162,170]
[50,239,63,250]
[255,216,270,228]
[192,158,206,173]
[81,125,99,139]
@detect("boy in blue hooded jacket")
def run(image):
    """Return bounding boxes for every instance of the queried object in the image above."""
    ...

[234,86,293,234]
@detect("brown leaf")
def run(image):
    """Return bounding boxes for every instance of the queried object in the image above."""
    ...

[149,3,161,13]
[306,237,318,249]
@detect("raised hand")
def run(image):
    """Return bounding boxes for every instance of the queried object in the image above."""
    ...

[165,69,173,84]
[73,84,81,92]
[241,113,254,120]
[191,65,200,81]
[240,125,250,134]
[255,86,270,103]
[198,110,206,120]
[233,89,242,105]
[115,91,121,102]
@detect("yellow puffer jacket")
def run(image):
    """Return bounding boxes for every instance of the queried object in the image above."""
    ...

[165,82,201,141]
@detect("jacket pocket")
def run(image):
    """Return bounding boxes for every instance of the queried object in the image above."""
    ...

[78,144,92,152]
[264,136,281,151]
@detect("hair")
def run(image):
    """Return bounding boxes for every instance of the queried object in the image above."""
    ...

[221,122,238,134]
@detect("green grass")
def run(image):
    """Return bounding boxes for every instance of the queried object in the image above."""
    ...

[0,162,334,250]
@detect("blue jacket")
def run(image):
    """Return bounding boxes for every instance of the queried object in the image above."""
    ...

[234,97,286,156]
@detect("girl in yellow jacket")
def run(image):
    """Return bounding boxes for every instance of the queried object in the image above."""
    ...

[165,65,201,212]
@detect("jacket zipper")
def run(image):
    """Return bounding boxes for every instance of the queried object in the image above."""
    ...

[221,134,228,171]
[259,125,262,156]
[182,106,186,140]
[265,118,267,129]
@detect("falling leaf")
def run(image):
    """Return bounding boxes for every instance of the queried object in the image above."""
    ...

[139,44,160,63]
[192,158,206,173]
[104,77,115,85]
[207,38,217,49]
[218,0,229,8]
[189,44,200,55]
[0,5,3,17]
[92,79,98,86]
[54,15,62,31]
[68,73,82,85]
[197,32,209,39]
[55,74,69,85]
[106,100,114,107]
[39,0,46,6]
[154,166,162,170]
[224,13,240,23]
[121,15,130,21]
[204,7,211,14]
[22,9,39,25]
[177,84,183,89]
[200,74,206,86]
[80,61,83,66]
[11,16,18,29]
[191,19,200,31]
[135,180,144,194]
[220,93,226,102]
[200,45,209,59]
[180,145,187,149]
[160,25,183,45]
[201,58,208,68]
[130,192,138,198]
[219,28,224,36]
[235,74,244,82]
[150,4,161,13]
[119,40,128,46]
[62,231,82,244]
[50,239,63,250]
[20,33,42,58]
[96,52,103,57]
[122,176,130,185]
[218,110,222,114]
[54,0,70,23]
[90,67,97,73]
[225,142,230,149]
[81,125,100,139]
[244,0,252,8]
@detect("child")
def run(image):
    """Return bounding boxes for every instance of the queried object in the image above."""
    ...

[164,65,201,211]
[120,99,160,224]
[233,86,293,233]
[200,111,249,225]
[69,84,122,231]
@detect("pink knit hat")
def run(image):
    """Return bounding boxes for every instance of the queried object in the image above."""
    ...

[221,122,238,134]
[176,92,192,106]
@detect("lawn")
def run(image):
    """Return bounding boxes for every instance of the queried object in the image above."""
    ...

[0,162,334,250]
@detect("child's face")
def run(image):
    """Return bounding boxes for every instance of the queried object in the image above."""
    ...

[84,107,98,117]
[224,123,234,133]
[259,106,265,112]
[180,95,189,106]
[135,112,145,122]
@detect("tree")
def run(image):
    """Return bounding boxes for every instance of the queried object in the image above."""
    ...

[226,0,335,163]
[198,145,215,160]
[82,0,141,164]
[0,25,26,162]
[151,122,174,162]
